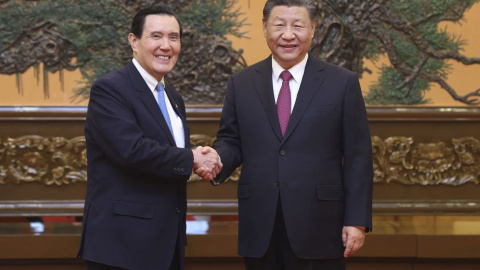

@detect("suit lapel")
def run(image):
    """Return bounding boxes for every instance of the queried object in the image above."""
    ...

[164,85,182,118]
[127,62,176,145]
[282,56,327,143]
[253,56,283,141]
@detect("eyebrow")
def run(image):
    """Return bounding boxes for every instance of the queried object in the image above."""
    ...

[271,16,304,23]
[150,31,180,36]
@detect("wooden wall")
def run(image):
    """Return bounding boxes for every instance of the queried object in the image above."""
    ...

[0,106,479,269]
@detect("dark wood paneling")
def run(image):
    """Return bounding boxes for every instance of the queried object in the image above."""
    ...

[1,106,480,269]
[417,235,480,259]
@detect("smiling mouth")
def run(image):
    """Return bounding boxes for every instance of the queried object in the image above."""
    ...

[281,45,297,49]
[155,55,171,60]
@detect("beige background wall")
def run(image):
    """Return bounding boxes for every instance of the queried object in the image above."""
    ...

[0,0,479,106]
[229,0,480,107]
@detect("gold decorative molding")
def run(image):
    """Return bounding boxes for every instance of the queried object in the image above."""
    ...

[1,134,478,186]
[0,136,87,185]
[189,134,480,186]
[372,136,479,186]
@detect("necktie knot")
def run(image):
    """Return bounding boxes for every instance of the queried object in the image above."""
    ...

[280,70,293,82]
[156,82,173,137]
[156,83,164,92]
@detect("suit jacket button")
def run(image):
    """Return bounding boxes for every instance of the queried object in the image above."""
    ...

[175,208,181,214]
[280,150,286,156]
[275,181,279,187]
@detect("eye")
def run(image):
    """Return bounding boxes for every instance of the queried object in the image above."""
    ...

[170,35,179,41]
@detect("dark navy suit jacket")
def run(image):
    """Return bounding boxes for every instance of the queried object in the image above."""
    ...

[78,61,193,270]
[213,55,373,259]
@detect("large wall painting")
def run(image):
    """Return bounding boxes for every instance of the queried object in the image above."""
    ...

[311,0,480,105]
[0,0,479,106]
[0,0,248,105]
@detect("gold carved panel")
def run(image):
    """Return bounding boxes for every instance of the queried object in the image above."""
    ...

[372,136,479,186]
[0,136,87,185]
[1,135,478,186]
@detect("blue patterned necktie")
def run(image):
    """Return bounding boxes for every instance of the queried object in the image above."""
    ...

[156,83,173,136]
[277,70,292,137]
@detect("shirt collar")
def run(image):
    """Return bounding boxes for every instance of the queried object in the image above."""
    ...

[132,58,165,91]
[271,53,309,83]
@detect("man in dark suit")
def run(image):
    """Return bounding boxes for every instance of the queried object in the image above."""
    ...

[198,0,373,269]
[77,5,221,270]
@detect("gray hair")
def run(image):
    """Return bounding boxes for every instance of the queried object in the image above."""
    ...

[263,0,316,22]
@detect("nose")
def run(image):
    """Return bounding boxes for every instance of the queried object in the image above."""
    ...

[282,26,295,40]
[158,37,171,50]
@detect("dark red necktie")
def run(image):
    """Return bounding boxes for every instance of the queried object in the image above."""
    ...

[277,70,293,137]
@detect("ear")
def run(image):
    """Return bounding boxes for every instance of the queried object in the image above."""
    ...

[128,33,138,52]
[311,20,316,38]
[262,18,267,37]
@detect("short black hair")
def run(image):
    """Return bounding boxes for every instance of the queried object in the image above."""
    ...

[263,0,316,22]
[130,5,183,38]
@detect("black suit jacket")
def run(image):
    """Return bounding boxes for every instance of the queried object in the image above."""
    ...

[213,55,373,259]
[78,61,193,270]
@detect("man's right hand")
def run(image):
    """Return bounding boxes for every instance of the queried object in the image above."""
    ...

[192,146,222,181]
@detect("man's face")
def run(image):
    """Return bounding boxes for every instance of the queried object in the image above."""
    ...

[128,14,181,81]
[263,6,315,70]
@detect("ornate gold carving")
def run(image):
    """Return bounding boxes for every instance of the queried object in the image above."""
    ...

[190,134,480,185]
[0,138,7,184]
[0,136,87,185]
[1,135,478,186]
[372,136,479,185]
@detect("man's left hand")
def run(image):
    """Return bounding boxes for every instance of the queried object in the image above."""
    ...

[342,226,365,258]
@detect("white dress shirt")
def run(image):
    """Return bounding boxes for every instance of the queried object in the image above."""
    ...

[132,58,185,148]
[271,54,308,113]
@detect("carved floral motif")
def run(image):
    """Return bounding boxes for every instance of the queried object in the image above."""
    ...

[0,135,478,186]
[372,136,479,185]
[0,136,87,185]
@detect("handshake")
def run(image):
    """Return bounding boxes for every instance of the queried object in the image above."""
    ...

[192,146,223,181]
